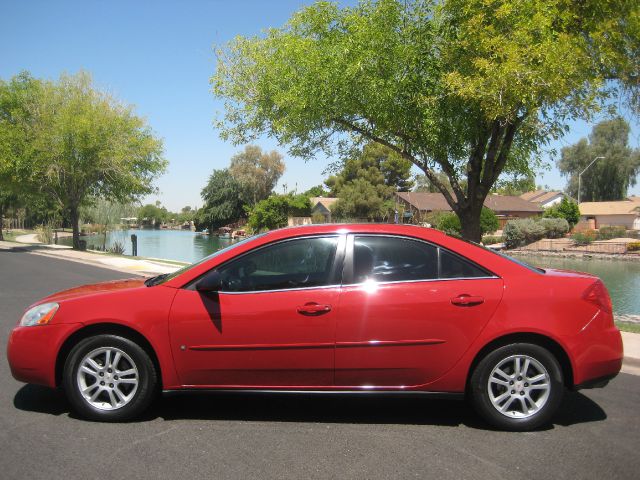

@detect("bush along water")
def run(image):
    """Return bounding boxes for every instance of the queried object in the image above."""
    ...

[503,217,569,249]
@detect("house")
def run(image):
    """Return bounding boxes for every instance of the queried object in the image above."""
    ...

[310,197,338,222]
[519,190,565,208]
[395,192,542,228]
[579,200,640,230]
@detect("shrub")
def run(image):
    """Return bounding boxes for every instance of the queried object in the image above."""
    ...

[434,208,498,237]
[109,241,126,255]
[310,211,326,224]
[436,212,461,236]
[543,197,580,227]
[597,226,626,240]
[572,230,597,245]
[538,218,570,239]
[36,222,54,244]
[480,207,499,235]
[627,242,640,252]
[482,235,503,245]
[503,218,545,249]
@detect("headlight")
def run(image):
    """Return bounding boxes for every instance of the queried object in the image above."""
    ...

[20,302,59,327]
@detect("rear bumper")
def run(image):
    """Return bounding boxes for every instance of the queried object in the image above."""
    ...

[575,372,619,390]
[7,323,80,388]
[570,322,623,387]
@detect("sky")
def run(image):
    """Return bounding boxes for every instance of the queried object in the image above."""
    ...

[1,0,638,211]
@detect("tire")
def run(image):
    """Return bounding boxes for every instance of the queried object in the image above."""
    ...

[469,343,564,431]
[63,334,158,422]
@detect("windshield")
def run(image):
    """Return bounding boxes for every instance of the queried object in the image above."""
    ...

[147,233,267,286]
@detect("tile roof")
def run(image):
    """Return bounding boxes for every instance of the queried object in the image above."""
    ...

[396,192,542,213]
[519,190,564,204]
[310,197,338,211]
[579,201,640,216]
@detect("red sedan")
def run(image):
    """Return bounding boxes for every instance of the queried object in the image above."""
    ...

[7,224,623,430]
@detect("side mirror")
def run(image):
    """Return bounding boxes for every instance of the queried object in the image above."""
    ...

[195,271,223,292]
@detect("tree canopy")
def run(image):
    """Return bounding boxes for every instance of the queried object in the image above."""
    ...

[229,145,286,206]
[558,117,640,201]
[198,169,246,231]
[212,0,639,240]
[0,71,166,248]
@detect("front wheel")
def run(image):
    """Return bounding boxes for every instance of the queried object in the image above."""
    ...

[469,343,564,431]
[63,334,158,421]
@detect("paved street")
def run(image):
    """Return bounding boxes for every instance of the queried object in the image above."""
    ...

[1,249,639,480]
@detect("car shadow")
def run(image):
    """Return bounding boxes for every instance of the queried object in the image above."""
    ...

[14,384,607,429]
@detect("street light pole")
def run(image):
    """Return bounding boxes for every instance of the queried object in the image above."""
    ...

[578,156,605,204]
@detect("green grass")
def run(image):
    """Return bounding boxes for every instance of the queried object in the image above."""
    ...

[616,321,640,334]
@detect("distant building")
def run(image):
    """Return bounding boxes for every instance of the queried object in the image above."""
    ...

[579,200,640,230]
[519,190,565,208]
[310,197,338,222]
[395,192,542,228]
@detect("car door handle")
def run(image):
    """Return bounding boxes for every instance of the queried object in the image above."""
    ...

[297,302,332,315]
[451,295,484,307]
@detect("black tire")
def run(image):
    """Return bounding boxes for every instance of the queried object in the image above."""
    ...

[469,343,564,431]
[63,334,158,422]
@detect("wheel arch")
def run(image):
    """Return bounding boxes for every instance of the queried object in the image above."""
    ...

[466,332,574,390]
[55,323,162,389]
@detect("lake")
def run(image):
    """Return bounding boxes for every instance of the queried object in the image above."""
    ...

[61,230,640,317]
[60,228,237,264]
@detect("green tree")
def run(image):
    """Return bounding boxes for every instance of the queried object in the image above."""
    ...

[212,0,638,241]
[543,197,581,227]
[558,117,640,201]
[0,71,166,249]
[303,185,328,197]
[414,172,454,193]
[198,169,245,230]
[331,178,391,220]
[0,188,19,240]
[492,173,536,196]
[82,198,137,250]
[229,145,286,206]
[138,203,169,227]
[247,194,311,231]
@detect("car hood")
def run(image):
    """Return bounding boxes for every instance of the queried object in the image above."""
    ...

[37,278,147,304]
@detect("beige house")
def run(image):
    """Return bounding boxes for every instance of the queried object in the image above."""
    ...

[310,197,338,222]
[579,200,640,230]
[395,192,542,228]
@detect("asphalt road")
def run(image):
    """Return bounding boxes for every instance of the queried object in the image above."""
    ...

[1,249,639,480]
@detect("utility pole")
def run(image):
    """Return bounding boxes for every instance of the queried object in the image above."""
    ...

[578,156,605,204]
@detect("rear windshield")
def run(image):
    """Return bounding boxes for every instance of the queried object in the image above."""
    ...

[456,238,545,274]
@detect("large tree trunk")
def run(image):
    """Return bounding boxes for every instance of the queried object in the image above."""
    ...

[457,204,483,243]
[70,205,81,250]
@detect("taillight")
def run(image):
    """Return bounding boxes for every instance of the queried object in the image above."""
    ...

[583,280,613,314]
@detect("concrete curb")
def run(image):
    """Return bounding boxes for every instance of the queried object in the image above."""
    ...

[621,332,640,376]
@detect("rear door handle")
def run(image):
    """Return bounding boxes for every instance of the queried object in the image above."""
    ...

[451,294,484,307]
[297,302,332,316]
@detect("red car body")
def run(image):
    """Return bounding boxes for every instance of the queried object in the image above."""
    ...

[7,224,623,397]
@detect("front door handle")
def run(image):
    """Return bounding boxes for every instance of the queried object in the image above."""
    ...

[451,294,484,307]
[297,302,332,316]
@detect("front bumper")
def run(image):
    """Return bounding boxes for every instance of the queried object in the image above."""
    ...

[7,323,81,388]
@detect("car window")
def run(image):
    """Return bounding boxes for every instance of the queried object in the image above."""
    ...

[353,236,438,283]
[439,249,489,279]
[218,236,339,292]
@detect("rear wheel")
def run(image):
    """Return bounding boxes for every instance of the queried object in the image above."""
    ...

[470,343,564,431]
[63,334,157,421]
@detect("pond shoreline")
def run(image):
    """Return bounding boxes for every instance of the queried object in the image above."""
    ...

[509,250,640,262]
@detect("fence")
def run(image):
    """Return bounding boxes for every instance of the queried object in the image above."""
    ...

[521,239,632,254]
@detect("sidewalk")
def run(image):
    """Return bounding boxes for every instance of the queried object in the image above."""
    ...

[0,240,183,276]
[622,331,640,376]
